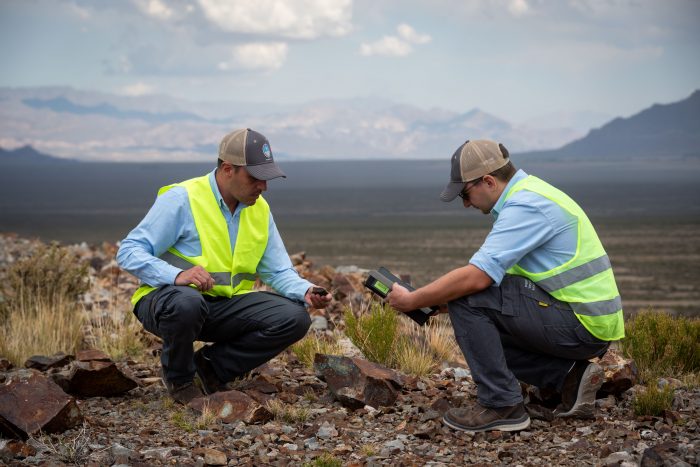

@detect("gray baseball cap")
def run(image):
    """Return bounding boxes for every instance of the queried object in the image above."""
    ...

[440,139,510,202]
[218,128,286,181]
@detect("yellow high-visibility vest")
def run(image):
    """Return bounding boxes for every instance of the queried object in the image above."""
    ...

[131,175,269,305]
[505,176,624,341]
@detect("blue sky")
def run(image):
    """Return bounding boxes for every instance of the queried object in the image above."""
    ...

[1,0,698,122]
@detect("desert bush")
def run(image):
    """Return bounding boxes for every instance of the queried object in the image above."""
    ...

[291,331,345,368]
[0,243,89,322]
[0,244,89,365]
[29,424,91,465]
[632,382,675,417]
[622,310,700,381]
[344,301,398,366]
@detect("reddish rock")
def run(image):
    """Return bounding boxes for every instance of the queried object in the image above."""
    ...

[596,348,639,397]
[314,354,403,409]
[0,370,82,439]
[65,361,139,397]
[188,390,272,424]
[236,375,278,394]
[24,352,74,371]
[76,349,112,362]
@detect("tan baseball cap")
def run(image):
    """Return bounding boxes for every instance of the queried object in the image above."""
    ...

[218,128,286,180]
[440,139,510,202]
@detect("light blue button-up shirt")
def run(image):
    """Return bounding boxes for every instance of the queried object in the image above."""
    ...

[116,169,312,302]
[469,169,578,285]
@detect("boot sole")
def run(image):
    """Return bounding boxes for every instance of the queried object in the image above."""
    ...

[442,414,531,433]
[555,363,604,418]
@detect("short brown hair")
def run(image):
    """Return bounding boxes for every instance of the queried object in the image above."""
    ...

[489,161,516,182]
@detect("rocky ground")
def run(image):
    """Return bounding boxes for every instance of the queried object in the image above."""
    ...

[0,234,698,466]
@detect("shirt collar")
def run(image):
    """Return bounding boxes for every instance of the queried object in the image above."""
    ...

[491,169,528,219]
[209,169,249,216]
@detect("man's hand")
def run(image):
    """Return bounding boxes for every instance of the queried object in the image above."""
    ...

[386,283,414,313]
[175,266,215,291]
[304,286,332,309]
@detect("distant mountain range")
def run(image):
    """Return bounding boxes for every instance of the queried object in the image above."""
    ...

[521,90,700,160]
[1,86,697,162]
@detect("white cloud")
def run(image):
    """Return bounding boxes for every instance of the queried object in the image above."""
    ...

[197,0,353,39]
[360,23,431,57]
[397,24,431,44]
[132,0,174,20]
[219,42,289,71]
[508,0,531,16]
[120,82,155,96]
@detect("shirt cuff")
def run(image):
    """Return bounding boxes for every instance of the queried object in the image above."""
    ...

[289,280,314,303]
[469,249,506,286]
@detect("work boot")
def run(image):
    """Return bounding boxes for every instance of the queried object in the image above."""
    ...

[164,380,204,405]
[194,346,225,395]
[553,360,604,419]
[442,402,530,432]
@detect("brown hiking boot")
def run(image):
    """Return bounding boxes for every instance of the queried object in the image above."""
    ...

[194,347,225,395]
[553,360,604,419]
[164,380,204,405]
[443,402,530,432]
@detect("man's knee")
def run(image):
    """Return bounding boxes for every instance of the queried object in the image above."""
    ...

[278,304,311,342]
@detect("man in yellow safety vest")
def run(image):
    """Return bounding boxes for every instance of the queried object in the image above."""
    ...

[387,139,623,432]
[117,128,331,404]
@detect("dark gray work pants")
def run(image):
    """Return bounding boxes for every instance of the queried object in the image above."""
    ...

[134,286,311,386]
[448,274,610,408]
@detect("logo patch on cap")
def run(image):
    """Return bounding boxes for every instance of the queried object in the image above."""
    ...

[262,143,272,160]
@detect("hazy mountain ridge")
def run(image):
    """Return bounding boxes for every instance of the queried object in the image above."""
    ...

[0,87,598,162]
[521,90,700,160]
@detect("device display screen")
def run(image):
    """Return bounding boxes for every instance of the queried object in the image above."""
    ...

[373,280,390,295]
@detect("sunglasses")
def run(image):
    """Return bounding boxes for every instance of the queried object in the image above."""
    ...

[458,178,483,200]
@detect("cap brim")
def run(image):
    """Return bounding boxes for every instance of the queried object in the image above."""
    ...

[440,181,465,202]
[245,163,287,181]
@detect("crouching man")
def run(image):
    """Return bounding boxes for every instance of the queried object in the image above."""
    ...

[388,139,623,432]
[117,128,331,404]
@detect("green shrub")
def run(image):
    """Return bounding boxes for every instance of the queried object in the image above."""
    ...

[632,383,675,417]
[344,301,398,366]
[622,310,700,380]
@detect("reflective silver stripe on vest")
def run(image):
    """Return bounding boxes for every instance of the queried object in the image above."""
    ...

[232,273,256,288]
[159,251,232,286]
[535,255,612,292]
[570,296,622,316]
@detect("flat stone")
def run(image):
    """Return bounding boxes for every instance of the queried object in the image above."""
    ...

[202,447,227,465]
[75,349,112,362]
[24,353,74,371]
[188,390,272,424]
[314,354,402,409]
[0,370,82,439]
[64,360,139,397]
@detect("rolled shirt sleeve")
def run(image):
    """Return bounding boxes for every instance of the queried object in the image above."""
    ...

[469,200,556,286]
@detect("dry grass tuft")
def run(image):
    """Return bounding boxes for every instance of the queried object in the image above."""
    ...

[0,244,89,365]
[291,331,345,368]
[265,399,310,424]
[395,336,438,377]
